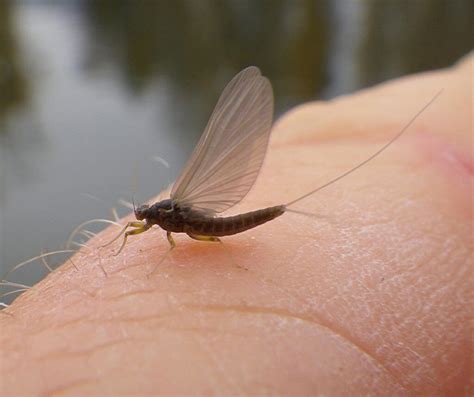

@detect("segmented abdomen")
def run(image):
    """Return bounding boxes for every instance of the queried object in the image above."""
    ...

[185,205,285,237]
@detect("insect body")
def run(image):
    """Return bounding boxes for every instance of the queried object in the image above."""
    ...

[136,201,285,238]
[111,200,285,254]
[105,66,440,257]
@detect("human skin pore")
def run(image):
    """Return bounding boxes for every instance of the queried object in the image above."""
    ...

[0,55,472,396]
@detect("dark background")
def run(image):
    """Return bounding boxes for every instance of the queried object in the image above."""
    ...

[0,0,472,303]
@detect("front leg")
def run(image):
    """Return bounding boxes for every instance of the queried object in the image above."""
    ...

[113,222,151,256]
[102,221,146,248]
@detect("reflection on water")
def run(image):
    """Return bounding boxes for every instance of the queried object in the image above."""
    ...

[83,0,330,111]
[0,0,472,302]
[0,0,28,123]
[360,0,474,86]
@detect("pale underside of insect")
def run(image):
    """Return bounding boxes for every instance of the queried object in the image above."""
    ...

[104,66,441,259]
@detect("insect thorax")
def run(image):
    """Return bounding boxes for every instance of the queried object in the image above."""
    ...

[144,200,187,233]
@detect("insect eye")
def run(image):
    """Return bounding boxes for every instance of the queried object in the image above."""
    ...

[134,204,149,219]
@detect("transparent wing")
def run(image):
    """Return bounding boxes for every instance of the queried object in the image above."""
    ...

[171,66,274,213]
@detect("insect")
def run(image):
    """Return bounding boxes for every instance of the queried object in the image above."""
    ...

[104,66,440,264]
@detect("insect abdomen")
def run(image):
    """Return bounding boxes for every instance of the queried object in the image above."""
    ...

[186,205,286,237]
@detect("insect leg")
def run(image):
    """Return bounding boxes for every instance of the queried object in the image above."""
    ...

[102,221,146,248]
[166,231,176,248]
[187,234,247,271]
[187,234,221,242]
[147,232,176,277]
[113,223,151,256]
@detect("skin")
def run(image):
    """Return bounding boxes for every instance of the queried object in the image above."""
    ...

[1,55,472,396]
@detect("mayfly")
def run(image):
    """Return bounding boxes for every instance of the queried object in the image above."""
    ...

[105,66,440,262]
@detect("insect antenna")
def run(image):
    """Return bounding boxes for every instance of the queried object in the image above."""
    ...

[285,90,443,208]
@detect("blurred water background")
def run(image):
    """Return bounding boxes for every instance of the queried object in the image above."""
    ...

[0,0,472,302]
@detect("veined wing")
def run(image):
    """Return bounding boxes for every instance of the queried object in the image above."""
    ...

[171,66,274,213]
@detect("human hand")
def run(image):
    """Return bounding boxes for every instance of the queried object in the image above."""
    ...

[1,55,471,396]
